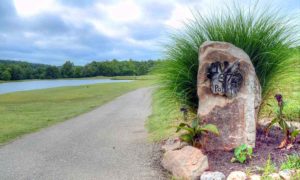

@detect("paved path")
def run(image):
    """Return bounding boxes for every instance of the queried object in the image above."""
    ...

[0,88,164,180]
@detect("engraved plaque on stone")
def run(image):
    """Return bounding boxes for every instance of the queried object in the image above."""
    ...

[207,61,243,98]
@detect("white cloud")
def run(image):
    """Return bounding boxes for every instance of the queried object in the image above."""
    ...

[163,0,226,29]
[6,0,299,64]
[165,3,193,29]
[13,0,60,17]
[87,19,129,38]
[96,0,142,23]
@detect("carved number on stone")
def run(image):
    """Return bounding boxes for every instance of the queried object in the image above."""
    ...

[207,61,243,98]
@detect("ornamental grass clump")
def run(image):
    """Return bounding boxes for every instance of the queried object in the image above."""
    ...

[157,1,300,117]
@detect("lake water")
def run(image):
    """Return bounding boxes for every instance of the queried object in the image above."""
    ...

[0,79,132,95]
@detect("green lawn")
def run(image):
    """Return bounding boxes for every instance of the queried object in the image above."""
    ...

[0,80,154,144]
[146,89,183,141]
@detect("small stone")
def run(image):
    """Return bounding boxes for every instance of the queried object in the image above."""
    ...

[161,137,188,152]
[279,169,295,180]
[249,174,261,180]
[268,173,281,180]
[161,146,208,180]
[226,171,247,180]
[201,171,225,180]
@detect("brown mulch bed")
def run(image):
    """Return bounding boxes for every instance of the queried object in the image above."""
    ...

[205,126,300,176]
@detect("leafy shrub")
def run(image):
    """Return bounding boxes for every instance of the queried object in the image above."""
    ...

[231,144,253,163]
[176,118,219,147]
[156,1,300,116]
[280,154,300,170]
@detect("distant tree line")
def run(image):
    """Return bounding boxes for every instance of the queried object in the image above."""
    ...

[0,59,158,81]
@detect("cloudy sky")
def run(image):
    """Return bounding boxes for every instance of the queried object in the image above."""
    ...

[0,0,299,65]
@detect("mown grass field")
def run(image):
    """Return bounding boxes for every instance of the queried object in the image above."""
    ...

[0,80,154,144]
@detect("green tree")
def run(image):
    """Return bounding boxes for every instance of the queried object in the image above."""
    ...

[61,61,74,78]
[10,65,24,80]
[74,66,83,78]
[34,67,46,79]
[45,66,60,79]
[0,69,11,80]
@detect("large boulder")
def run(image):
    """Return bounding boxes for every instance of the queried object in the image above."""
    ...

[197,41,261,151]
[161,146,208,180]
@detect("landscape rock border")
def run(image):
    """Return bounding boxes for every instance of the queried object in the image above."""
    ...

[160,137,300,180]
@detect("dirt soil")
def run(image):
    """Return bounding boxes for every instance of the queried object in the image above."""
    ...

[206,126,300,176]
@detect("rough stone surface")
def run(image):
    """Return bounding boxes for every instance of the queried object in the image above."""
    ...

[161,146,208,180]
[249,174,261,180]
[279,169,295,180]
[161,137,188,152]
[197,41,261,151]
[268,173,281,180]
[201,171,226,180]
[226,171,247,180]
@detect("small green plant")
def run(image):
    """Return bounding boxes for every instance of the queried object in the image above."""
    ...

[231,144,253,163]
[261,154,277,179]
[280,154,300,170]
[265,94,300,148]
[176,118,219,147]
[291,127,300,144]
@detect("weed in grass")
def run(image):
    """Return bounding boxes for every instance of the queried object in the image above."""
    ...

[261,154,277,179]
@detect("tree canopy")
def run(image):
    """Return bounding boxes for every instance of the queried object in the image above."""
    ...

[0,59,158,81]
